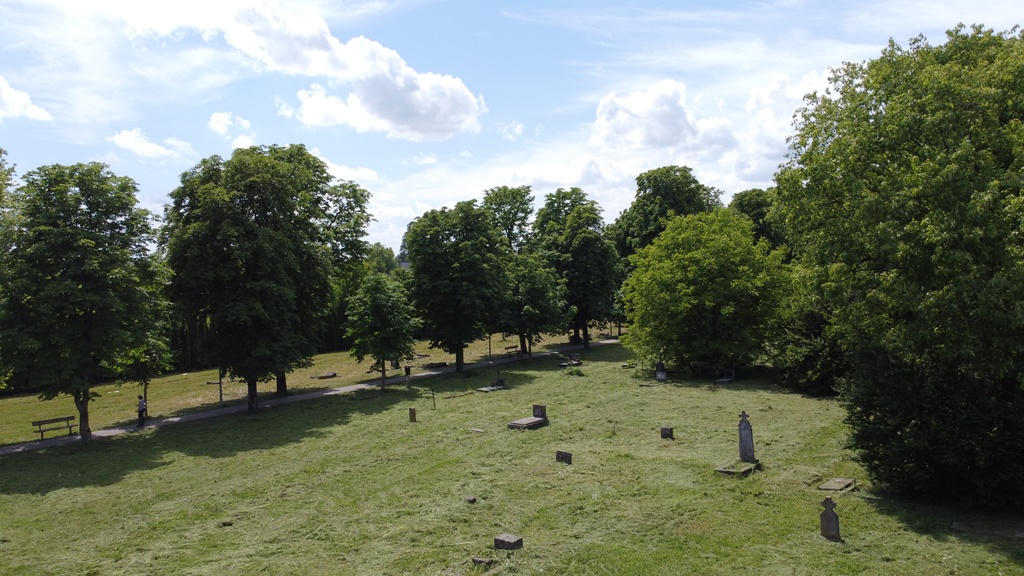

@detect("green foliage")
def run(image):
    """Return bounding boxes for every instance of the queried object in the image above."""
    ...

[404,200,509,371]
[533,188,621,348]
[0,162,162,438]
[775,25,1024,506]
[608,165,722,258]
[498,252,568,353]
[727,188,786,250]
[163,145,370,409]
[622,209,785,375]
[345,272,420,387]
[482,184,534,253]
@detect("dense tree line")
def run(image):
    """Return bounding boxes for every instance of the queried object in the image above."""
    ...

[1,24,1021,508]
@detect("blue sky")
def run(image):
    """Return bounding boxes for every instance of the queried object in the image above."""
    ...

[0,1,1020,250]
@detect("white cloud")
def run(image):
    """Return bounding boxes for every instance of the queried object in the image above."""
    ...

[310,148,378,183]
[413,153,438,165]
[498,120,524,141]
[0,74,53,121]
[208,111,256,149]
[108,128,195,161]
[590,79,734,151]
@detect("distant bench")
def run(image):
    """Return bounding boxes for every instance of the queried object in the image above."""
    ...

[31,416,78,440]
[504,345,520,354]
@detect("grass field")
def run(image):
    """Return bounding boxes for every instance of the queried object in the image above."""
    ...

[1,342,1022,575]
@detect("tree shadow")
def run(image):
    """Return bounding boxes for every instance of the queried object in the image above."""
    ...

[0,386,418,495]
[859,489,1024,563]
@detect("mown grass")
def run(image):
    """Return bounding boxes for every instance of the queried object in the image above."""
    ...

[0,332,577,446]
[1,343,1021,575]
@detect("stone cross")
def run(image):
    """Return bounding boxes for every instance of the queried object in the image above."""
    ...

[738,411,756,463]
[820,497,841,540]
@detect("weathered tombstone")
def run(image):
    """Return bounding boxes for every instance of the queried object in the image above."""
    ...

[738,411,756,463]
[409,407,417,422]
[661,426,674,440]
[533,404,547,419]
[820,497,841,540]
[494,533,523,550]
[556,450,572,464]
[508,404,549,429]
[655,361,667,382]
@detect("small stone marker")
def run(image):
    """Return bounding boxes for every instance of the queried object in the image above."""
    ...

[655,361,667,382]
[738,411,757,463]
[820,497,841,540]
[556,450,572,464]
[818,477,856,492]
[661,426,674,440]
[408,407,416,422]
[472,557,494,566]
[494,533,523,550]
[466,496,477,504]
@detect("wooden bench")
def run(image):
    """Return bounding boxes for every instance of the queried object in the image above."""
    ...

[31,416,78,440]
[504,345,520,354]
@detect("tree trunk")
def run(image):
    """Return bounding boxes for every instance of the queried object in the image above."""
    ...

[380,362,387,390]
[247,377,258,414]
[519,333,527,356]
[455,347,465,372]
[583,323,591,350]
[73,388,92,442]
[276,372,287,397]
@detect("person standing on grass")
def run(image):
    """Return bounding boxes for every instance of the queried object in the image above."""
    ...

[137,395,147,427]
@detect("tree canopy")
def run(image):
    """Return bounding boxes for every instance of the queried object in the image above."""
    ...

[622,209,784,375]
[608,165,722,259]
[345,272,420,387]
[404,200,509,371]
[775,25,1024,506]
[482,185,534,254]
[0,162,161,439]
[163,145,370,412]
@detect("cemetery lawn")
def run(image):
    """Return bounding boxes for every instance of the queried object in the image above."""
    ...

[1,343,1022,575]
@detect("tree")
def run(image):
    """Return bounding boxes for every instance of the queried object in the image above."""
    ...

[482,185,534,253]
[622,209,784,375]
[163,145,370,412]
[404,200,508,372]
[0,163,162,440]
[533,188,621,348]
[0,149,14,390]
[608,165,722,259]
[728,188,786,250]
[774,25,1024,506]
[499,252,568,355]
[345,272,420,388]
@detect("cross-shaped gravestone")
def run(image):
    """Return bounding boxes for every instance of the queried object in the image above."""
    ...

[738,411,756,463]
[820,497,841,540]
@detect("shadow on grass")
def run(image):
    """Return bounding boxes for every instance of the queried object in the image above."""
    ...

[0,386,419,496]
[860,490,1024,564]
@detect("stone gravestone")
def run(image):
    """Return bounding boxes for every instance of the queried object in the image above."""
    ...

[494,533,523,550]
[409,407,417,422]
[820,497,841,540]
[738,411,756,463]
[655,361,667,382]
[533,404,547,419]
[556,450,572,464]
[661,426,674,440]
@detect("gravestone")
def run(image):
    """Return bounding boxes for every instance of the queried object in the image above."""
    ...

[655,361,667,382]
[494,533,523,550]
[556,450,572,464]
[820,497,841,540]
[533,404,547,419]
[409,407,416,422]
[738,411,756,463]
[661,426,674,440]
[508,404,549,429]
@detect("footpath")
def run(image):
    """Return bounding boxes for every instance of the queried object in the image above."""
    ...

[0,342,610,457]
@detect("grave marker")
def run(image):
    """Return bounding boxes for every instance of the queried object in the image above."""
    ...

[409,407,417,422]
[494,533,523,550]
[655,361,667,382]
[738,411,757,463]
[661,426,674,440]
[556,450,572,464]
[820,497,841,540]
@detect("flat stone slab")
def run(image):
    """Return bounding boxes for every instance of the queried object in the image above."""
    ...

[508,416,548,430]
[818,477,857,492]
[475,385,506,392]
[494,533,523,550]
[715,459,759,477]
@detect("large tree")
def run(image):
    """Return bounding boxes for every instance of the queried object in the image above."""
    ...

[499,252,568,355]
[163,145,370,412]
[482,185,534,253]
[404,200,508,372]
[0,163,162,440]
[775,25,1024,506]
[345,272,420,388]
[608,165,722,259]
[622,209,784,375]
[533,188,621,348]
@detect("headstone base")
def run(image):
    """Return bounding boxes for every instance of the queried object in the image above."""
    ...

[714,459,760,477]
[494,533,523,550]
